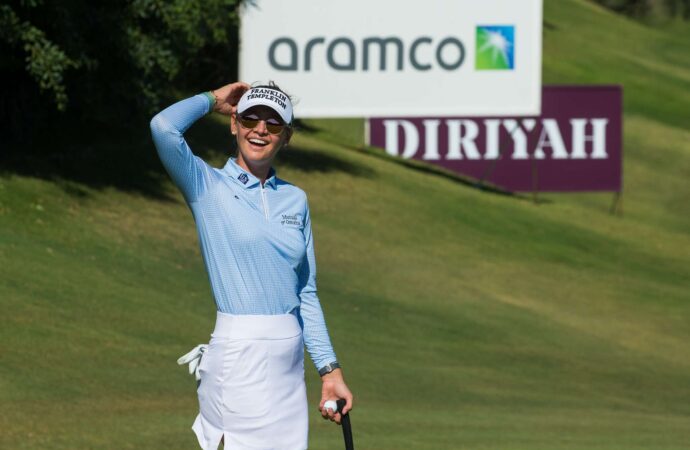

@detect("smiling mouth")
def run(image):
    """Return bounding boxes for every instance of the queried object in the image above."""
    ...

[249,138,268,147]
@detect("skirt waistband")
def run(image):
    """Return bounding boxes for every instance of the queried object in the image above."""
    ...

[211,312,302,340]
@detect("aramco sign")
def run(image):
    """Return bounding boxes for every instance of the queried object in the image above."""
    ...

[368,86,622,192]
[240,0,543,117]
[266,36,468,72]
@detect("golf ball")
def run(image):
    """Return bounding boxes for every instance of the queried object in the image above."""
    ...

[324,400,338,413]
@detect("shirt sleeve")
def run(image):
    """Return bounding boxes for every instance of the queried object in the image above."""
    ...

[297,199,338,371]
[149,94,215,203]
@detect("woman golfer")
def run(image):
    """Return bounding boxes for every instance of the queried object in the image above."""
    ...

[150,81,353,449]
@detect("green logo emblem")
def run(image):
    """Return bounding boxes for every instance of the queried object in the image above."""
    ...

[476,26,515,70]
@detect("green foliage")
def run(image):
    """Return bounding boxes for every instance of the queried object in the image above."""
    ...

[0,5,79,111]
[124,0,241,113]
[0,0,241,139]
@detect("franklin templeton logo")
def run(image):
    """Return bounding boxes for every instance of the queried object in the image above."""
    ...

[475,25,515,70]
[237,173,249,184]
[281,214,303,227]
[247,88,288,109]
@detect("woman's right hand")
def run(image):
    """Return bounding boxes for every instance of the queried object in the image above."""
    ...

[211,81,251,115]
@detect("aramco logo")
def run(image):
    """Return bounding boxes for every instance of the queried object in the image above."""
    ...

[475,25,515,70]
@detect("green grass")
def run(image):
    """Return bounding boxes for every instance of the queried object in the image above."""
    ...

[1,1,689,449]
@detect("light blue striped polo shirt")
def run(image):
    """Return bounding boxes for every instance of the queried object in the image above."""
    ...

[150,94,337,370]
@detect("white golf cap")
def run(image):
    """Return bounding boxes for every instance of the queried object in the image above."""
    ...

[237,87,293,125]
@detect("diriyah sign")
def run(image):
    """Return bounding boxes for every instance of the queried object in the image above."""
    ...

[381,117,609,160]
[368,86,622,192]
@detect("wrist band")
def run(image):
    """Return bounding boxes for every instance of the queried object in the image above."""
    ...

[202,91,216,111]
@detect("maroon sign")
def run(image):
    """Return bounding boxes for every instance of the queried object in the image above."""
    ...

[368,86,622,192]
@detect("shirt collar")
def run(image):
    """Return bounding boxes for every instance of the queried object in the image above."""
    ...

[223,157,277,190]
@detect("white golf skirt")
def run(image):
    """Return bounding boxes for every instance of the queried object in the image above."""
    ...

[192,312,308,450]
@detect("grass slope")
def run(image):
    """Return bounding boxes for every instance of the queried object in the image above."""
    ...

[1,1,689,449]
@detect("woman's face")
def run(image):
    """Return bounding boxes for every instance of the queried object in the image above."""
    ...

[231,105,292,165]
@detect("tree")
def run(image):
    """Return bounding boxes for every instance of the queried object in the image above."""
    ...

[1,0,242,141]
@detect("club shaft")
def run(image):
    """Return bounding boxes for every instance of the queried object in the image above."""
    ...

[336,399,354,450]
[341,414,354,450]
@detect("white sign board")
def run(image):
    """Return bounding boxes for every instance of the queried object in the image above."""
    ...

[240,0,542,117]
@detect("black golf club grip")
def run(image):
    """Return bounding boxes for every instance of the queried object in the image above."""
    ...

[336,399,354,450]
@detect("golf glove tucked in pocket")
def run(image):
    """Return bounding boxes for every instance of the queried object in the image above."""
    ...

[177,344,209,381]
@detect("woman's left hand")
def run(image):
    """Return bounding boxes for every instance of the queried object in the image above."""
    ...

[319,368,353,424]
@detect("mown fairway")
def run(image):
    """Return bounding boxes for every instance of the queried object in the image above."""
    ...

[1,1,689,449]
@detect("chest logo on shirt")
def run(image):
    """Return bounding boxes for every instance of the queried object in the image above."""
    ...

[237,173,249,184]
[281,214,303,228]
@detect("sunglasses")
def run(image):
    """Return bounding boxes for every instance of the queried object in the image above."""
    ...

[236,114,287,135]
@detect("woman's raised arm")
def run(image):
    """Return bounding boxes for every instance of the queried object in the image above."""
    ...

[149,82,249,202]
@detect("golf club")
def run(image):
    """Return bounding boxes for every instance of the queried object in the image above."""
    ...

[336,399,354,450]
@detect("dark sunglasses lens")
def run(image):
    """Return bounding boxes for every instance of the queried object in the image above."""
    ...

[239,116,285,135]
[239,116,259,129]
[265,123,285,134]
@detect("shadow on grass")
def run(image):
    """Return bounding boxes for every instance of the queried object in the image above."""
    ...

[1,113,375,200]
[1,117,176,201]
[276,145,375,178]
[319,139,544,203]
[3,113,533,202]
[365,148,548,203]
[362,144,552,203]
[293,118,544,202]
